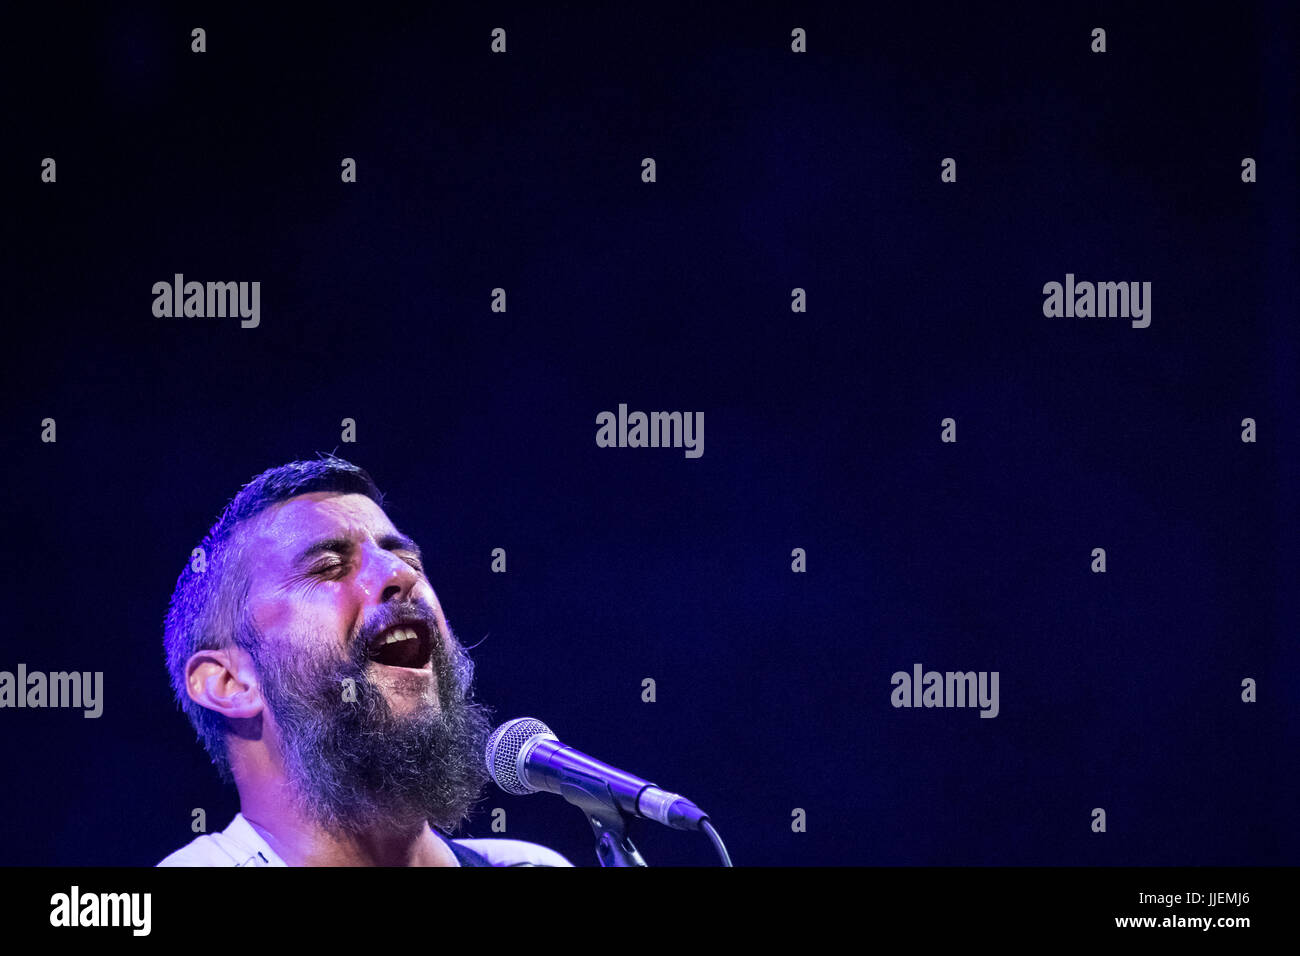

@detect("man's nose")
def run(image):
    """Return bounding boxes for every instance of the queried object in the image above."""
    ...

[360,546,420,603]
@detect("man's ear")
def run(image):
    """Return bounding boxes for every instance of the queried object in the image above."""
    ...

[185,645,263,720]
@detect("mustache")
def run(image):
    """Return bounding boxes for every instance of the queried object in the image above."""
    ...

[351,600,444,656]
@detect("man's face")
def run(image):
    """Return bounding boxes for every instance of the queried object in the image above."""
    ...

[236,491,492,834]
[245,491,445,716]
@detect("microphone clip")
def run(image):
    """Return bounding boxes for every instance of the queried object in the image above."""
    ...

[559,776,648,867]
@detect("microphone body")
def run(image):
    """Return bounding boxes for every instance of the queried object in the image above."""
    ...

[486,717,708,831]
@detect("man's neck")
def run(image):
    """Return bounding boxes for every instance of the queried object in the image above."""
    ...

[240,801,460,867]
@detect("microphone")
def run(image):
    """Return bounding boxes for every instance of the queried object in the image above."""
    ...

[485,717,709,832]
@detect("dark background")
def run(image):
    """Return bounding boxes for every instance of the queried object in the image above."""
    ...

[6,2,1296,866]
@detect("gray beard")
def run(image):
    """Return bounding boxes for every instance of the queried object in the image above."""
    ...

[250,618,493,835]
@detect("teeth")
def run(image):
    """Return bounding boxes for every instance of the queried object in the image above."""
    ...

[382,628,417,645]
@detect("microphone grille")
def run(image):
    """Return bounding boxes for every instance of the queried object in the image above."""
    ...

[485,717,554,796]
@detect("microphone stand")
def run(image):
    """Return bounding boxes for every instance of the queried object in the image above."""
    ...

[559,775,648,867]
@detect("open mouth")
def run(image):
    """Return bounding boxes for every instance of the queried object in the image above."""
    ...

[365,620,434,670]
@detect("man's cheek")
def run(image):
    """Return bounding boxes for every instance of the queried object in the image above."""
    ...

[251,589,301,634]
[259,591,351,648]
[413,581,440,610]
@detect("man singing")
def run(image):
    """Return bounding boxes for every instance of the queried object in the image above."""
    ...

[158,456,570,866]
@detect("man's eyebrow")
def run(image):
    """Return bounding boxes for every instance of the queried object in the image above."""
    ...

[292,536,354,567]
[292,532,423,567]
[378,532,423,561]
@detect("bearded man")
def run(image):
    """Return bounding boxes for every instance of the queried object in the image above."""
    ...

[158,456,570,866]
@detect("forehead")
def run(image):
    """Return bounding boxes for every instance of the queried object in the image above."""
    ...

[245,491,397,556]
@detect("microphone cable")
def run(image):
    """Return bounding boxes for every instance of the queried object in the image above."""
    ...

[701,819,733,866]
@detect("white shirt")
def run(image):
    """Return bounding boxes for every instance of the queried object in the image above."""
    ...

[158,813,572,867]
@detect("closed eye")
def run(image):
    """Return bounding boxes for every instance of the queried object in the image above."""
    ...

[395,551,424,573]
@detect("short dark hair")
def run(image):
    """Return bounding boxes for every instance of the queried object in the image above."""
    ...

[163,455,384,780]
